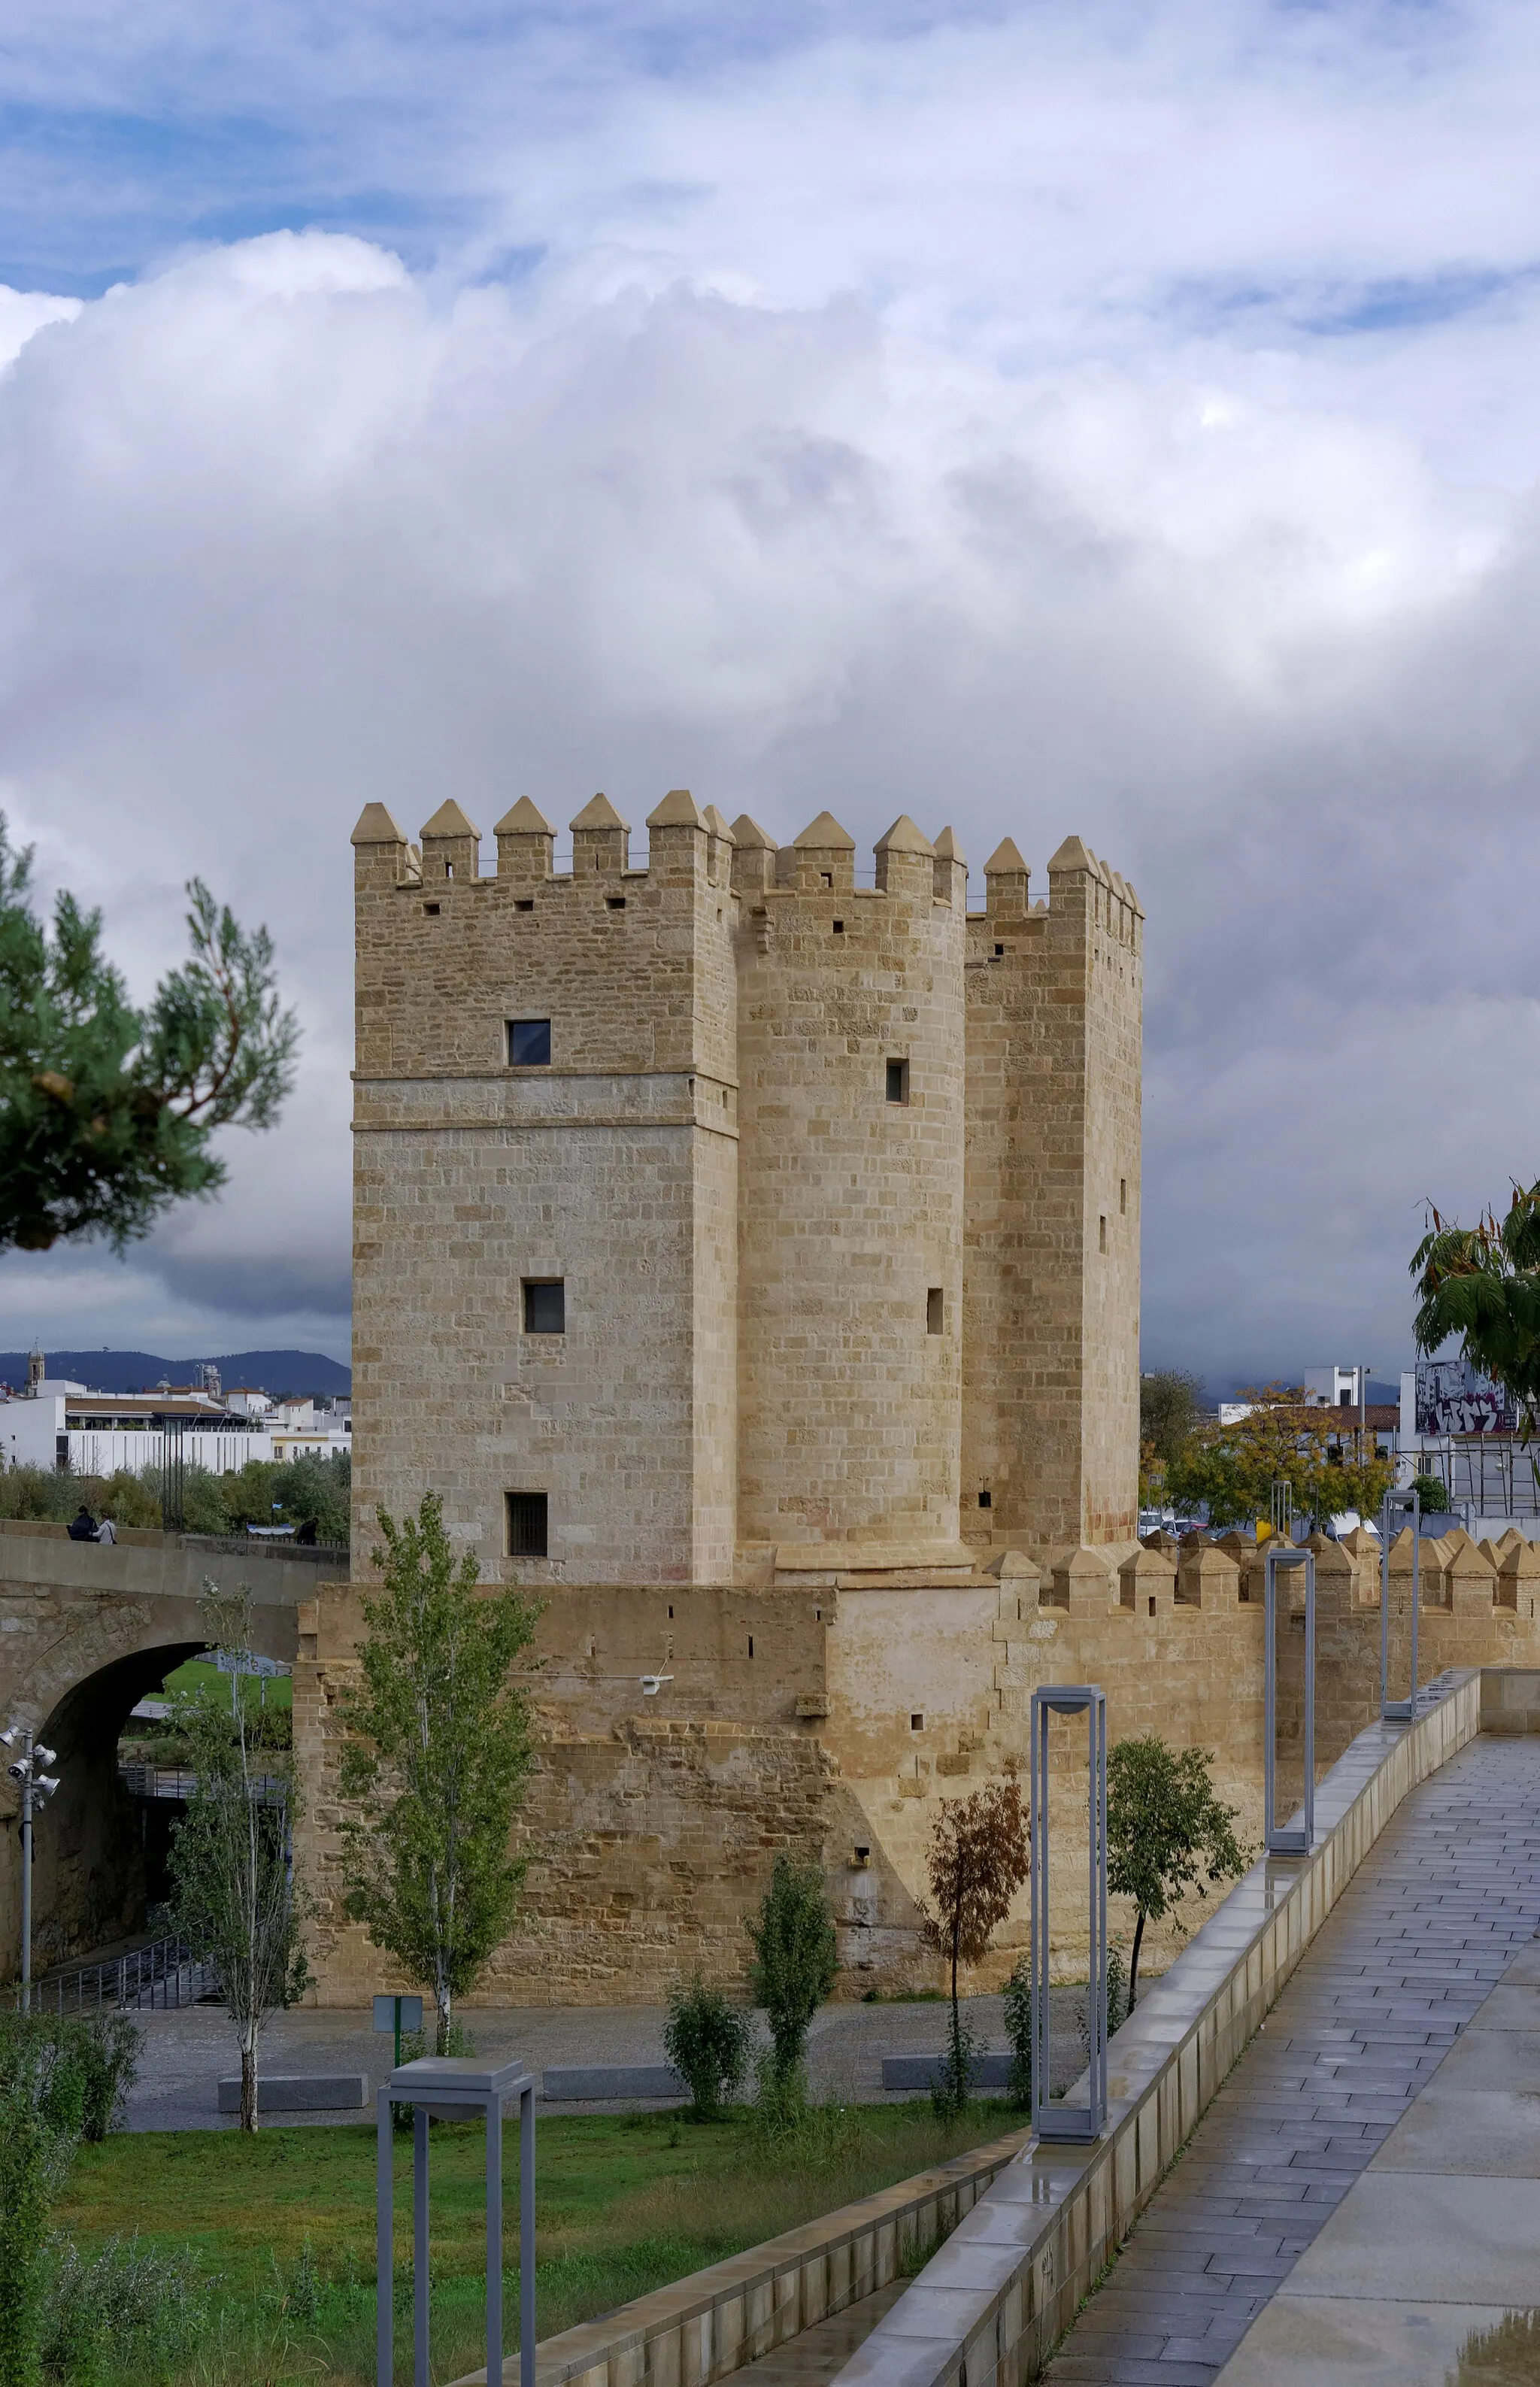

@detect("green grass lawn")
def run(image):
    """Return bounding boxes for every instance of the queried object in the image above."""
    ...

[57,2100,1021,2385]
[159,1658,293,1712]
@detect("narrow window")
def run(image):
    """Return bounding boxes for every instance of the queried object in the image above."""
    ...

[523,1279,565,1335]
[445,860,454,878]
[1099,1215,1108,1254]
[820,871,832,888]
[886,1058,909,1104]
[978,1488,992,1509]
[747,1635,754,1658]
[668,1604,674,1618]
[911,1712,923,1732]
[1120,1178,1127,1214]
[506,1491,547,1557]
[607,896,626,911]
[508,1018,551,1066]
[926,1288,944,1335]
[994,942,1004,957]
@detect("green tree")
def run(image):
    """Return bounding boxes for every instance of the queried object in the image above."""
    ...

[745,1855,838,2095]
[920,1771,1030,2117]
[166,1582,310,2131]
[338,1494,539,2052]
[1106,1736,1245,2009]
[0,2030,81,2387]
[1165,1385,1393,1530]
[1411,1472,1450,1512]
[1411,1184,1540,1430]
[663,1976,753,2122]
[0,818,297,1254]
[1139,1369,1203,1503]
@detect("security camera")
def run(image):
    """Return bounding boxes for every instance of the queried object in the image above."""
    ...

[8,1761,24,1782]
[0,1728,15,1749]
[33,1746,55,1767]
[35,1776,59,1800]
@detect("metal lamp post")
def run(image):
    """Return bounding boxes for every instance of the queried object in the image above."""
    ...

[1029,1685,1108,2144]
[1380,1489,1421,1722]
[2,1724,60,2012]
[1263,1547,1315,1855]
[377,2053,535,2387]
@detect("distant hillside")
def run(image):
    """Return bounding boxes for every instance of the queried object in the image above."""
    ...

[0,1349,350,1397]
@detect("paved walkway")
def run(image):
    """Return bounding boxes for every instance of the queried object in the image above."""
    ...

[1042,1734,1540,2387]
[119,1990,1091,2129]
[1213,1928,1540,2383]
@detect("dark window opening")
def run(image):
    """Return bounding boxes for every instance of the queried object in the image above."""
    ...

[508,1018,552,1066]
[832,919,844,934]
[1147,1595,1156,1616]
[607,896,626,911]
[926,1287,944,1334]
[978,1489,992,1509]
[445,860,455,878]
[1120,1178,1127,1214]
[994,942,1004,957]
[523,1279,565,1335]
[747,1635,754,1658]
[1099,1215,1108,1254]
[668,1604,674,1618]
[886,1058,909,1104]
[515,897,534,912]
[911,1712,923,1731]
[506,1491,547,1557]
[820,871,833,888]
[423,902,441,916]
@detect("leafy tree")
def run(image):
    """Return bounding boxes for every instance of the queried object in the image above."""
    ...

[663,1975,753,2121]
[745,1855,838,2094]
[920,1772,1030,2117]
[0,818,297,1254]
[0,2032,80,2387]
[1410,1472,1449,1512]
[1139,1369,1203,1503]
[338,1494,539,2052]
[1165,1384,1392,1530]
[167,1582,309,2131]
[1106,1736,1245,2009]
[1411,1183,1540,1431]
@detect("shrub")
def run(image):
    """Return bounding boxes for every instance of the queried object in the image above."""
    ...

[745,1856,837,2087]
[1411,1473,1450,1512]
[1002,1955,1032,2109]
[663,1975,753,2121]
[41,2235,209,2385]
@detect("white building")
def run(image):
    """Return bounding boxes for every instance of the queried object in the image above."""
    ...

[0,1361,350,1479]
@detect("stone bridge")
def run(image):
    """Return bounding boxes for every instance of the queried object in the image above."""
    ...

[0,1518,343,1977]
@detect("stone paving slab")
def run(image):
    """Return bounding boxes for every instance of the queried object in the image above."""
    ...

[1041,1736,1540,2387]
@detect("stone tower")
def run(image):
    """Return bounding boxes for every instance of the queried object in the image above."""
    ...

[349,794,1141,1582]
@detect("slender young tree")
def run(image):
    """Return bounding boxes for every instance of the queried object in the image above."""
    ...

[167,1582,310,2132]
[338,1494,540,2052]
[920,1771,1030,2114]
[1105,1736,1244,2009]
[745,1854,838,2094]
[0,816,296,1254]
[1412,1183,1540,1430]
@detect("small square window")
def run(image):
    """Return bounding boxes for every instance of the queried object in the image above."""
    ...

[911,1712,924,1731]
[506,1491,547,1557]
[978,1488,992,1509]
[994,943,1004,957]
[886,1058,909,1104]
[607,896,626,911]
[833,919,844,935]
[515,897,534,913]
[926,1287,944,1334]
[820,871,833,888]
[523,1279,565,1334]
[423,902,441,916]
[508,1018,551,1066]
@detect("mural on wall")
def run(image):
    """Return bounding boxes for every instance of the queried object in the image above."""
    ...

[1414,1359,1516,1438]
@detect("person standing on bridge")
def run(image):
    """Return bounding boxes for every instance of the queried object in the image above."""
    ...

[67,1503,99,1541]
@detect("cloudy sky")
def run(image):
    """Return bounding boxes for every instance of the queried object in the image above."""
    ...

[1,0,1536,1387]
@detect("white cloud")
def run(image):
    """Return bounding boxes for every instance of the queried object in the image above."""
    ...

[0,5,1538,1382]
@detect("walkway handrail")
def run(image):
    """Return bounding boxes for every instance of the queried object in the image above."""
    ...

[4,1928,218,2016]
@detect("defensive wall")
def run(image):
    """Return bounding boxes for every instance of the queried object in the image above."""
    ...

[296,1522,1540,2006]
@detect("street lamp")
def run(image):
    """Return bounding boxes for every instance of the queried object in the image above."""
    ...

[2,1724,60,2013]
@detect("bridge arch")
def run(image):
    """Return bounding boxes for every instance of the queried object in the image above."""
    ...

[0,1521,340,1979]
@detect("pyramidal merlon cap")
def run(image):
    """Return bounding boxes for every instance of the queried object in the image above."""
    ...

[793,811,856,849]
[571,793,629,831]
[494,797,555,836]
[421,799,481,839]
